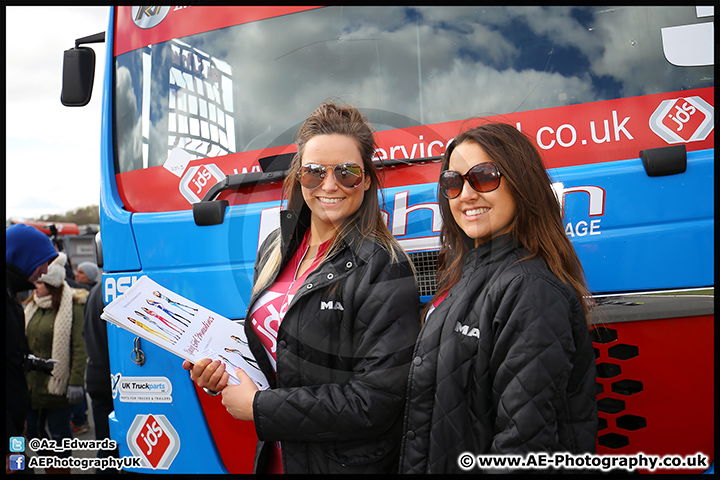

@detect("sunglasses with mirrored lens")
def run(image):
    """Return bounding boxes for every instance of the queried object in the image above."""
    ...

[439,162,502,199]
[298,163,365,190]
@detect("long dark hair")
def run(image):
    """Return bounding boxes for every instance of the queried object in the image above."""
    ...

[24,282,64,312]
[428,122,592,319]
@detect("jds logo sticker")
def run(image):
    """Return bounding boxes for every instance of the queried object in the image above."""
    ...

[179,164,225,203]
[649,96,714,144]
[127,414,180,469]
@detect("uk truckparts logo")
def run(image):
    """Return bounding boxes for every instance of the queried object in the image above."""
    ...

[649,96,713,144]
[127,414,180,469]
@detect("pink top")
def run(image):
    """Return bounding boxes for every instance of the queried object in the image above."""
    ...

[248,230,333,474]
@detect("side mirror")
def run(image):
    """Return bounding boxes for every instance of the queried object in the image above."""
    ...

[61,32,105,107]
[61,47,96,106]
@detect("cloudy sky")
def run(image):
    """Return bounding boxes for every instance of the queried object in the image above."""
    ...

[6,6,109,221]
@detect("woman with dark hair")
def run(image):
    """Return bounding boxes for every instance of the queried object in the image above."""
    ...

[399,122,597,473]
[184,101,420,474]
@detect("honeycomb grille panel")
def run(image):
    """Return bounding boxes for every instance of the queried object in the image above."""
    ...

[408,251,439,297]
[591,325,648,452]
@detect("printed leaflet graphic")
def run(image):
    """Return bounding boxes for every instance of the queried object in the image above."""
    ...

[102,275,268,389]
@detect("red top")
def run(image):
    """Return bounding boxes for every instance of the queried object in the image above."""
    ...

[424,290,449,323]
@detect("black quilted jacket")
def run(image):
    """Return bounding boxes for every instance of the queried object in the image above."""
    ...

[244,207,421,473]
[399,234,597,473]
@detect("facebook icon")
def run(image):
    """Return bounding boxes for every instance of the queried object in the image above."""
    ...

[9,454,25,471]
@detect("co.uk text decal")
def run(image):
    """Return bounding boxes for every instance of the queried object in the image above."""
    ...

[372,87,714,171]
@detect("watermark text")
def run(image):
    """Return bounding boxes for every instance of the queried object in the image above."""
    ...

[457,452,709,472]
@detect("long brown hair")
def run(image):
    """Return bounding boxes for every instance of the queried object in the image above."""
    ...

[284,101,385,242]
[252,101,409,296]
[24,282,64,312]
[428,122,592,319]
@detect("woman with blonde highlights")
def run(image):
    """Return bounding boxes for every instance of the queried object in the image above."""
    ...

[400,122,597,473]
[185,102,420,474]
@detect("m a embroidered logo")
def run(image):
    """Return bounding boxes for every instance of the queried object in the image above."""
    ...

[320,301,344,311]
[455,322,480,339]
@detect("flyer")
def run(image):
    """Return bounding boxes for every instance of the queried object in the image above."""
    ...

[101,275,268,390]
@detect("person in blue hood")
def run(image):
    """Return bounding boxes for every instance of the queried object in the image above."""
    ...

[6,224,58,472]
[6,224,58,283]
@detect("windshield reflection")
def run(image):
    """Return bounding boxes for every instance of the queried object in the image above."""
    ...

[114,5,713,172]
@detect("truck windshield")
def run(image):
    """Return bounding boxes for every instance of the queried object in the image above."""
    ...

[114,5,712,174]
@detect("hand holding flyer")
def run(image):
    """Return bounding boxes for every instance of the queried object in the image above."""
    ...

[101,276,268,390]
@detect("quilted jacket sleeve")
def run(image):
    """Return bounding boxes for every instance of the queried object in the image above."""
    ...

[253,248,421,442]
[486,272,578,454]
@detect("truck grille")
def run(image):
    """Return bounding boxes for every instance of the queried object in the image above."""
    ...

[409,251,438,297]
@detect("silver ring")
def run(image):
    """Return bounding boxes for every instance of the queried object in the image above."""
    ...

[203,387,221,397]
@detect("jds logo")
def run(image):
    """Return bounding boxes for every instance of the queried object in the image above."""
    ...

[127,414,180,469]
[649,96,714,144]
[179,164,225,203]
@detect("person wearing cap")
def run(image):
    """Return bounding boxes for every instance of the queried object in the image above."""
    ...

[77,262,100,285]
[72,262,100,291]
[6,223,58,474]
[23,254,87,474]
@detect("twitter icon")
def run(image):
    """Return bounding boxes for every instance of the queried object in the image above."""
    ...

[9,436,24,452]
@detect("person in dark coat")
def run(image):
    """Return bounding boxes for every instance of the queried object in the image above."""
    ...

[68,261,100,433]
[83,281,120,470]
[5,224,58,473]
[399,123,598,473]
[184,102,421,473]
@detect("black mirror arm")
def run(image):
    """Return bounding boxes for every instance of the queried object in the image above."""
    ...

[75,32,105,48]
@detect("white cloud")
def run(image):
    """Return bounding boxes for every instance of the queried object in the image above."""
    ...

[5,6,109,221]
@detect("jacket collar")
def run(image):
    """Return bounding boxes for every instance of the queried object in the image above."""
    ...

[279,205,370,264]
[279,205,312,257]
[463,234,518,269]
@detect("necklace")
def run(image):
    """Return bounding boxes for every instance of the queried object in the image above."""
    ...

[294,245,312,280]
[298,242,326,268]
[299,255,316,266]
[296,245,326,280]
